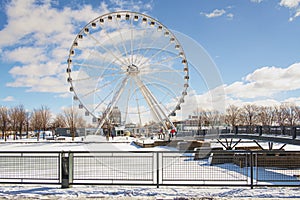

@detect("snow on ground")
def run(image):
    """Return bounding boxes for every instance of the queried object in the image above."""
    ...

[0,136,299,199]
[0,184,299,199]
[0,136,178,152]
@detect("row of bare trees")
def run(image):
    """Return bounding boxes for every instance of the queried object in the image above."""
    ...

[193,103,300,129]
[2,102,300,139]
[0,105,86,141]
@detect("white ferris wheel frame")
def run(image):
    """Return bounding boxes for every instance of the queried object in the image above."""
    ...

[66,11,189,132]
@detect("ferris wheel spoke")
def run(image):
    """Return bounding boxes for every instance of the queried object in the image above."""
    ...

[130,17,135,65]
[73,62,119,71]
[133,25,148,65]
[92,89,114,114]
[141,76,179,107]
[140,55,181,69]
[142,74,182,88]
[95,75,125,99]
[134,29,160,67]
[71,74,100,82]
[85,32,128,67]
[123,78,133,124]
[144,77,179,104]
[140,69,183,75]
[88,50,126,69]
[138,42,173,70]
[71,45,112,68]
[80,74,125,99]
[134,87,143,126]
[114,17,131,65]
[98,25,129,66]
[98,76,129,128]
[79,88,101,99]
[100,71,126,78]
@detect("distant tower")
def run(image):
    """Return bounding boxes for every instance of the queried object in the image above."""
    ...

[110,106,121,125]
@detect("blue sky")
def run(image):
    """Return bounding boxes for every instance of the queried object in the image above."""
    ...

[0,0,300,115]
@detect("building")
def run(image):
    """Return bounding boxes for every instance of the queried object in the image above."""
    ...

[55,128,97,137]
[109,106,121,125]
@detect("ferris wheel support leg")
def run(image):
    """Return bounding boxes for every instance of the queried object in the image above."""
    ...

[135,77,175,131]
[144,85,176,130]
[139,84,167,130]
[95,77,129,135]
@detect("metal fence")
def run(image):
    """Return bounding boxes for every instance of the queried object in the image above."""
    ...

[0,150,299,188]
[232,125,300,138]
[0,152,60,184]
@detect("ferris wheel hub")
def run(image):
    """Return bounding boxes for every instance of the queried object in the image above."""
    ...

[126,64,139,75]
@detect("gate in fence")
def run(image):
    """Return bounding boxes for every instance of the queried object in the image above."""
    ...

[0,150,299,188]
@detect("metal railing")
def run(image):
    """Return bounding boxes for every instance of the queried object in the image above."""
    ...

[0,152,60,184]
[0,150,299,188]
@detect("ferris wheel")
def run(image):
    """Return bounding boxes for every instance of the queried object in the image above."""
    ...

[66,11,189,131]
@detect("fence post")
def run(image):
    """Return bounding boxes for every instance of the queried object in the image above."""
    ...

[258,126,262,136]
[156,152,160,188]
[61,151,73,188]
[234,126,238,135]
[250,151,254,189]
[69,152,74,185]
[292,127,297,139]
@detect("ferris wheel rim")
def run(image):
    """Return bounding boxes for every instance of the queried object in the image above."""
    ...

[66,11,189,127]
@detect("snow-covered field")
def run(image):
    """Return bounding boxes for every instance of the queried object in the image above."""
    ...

[0,136,299,199]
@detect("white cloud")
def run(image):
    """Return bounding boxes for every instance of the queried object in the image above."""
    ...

[289,9,300,21]
[0,0,153,95]
[2,47,47,64]
[279,0,300,8]
[224,62,300,102]
[279,0,300,21]
[201,9,226,18]
[226,13,234,20]
[201,8,234,20]
[2,96,15,102]
[250,0,263,3]
[8,62,62,77]
[250,0,300,21]
[181,62,300,111]
[109,0,153,12]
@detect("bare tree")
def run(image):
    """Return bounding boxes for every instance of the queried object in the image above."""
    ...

[204,110,222,128]
[274,104,288,126]
[31,108,43,141]
[192,107,206,133]
[39,105,52,139]
[9,106,19,140]
[283,103,298,126]
[25,111,31,138]
[257,106,275,126]
[294,106,300,125]
[16,105,26,139]
[225,105,241,128]
[51,113,66,137]
[0,106,10,141]
[240,104,259,126]
[52,113,66,128]
[63,107,86,141]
